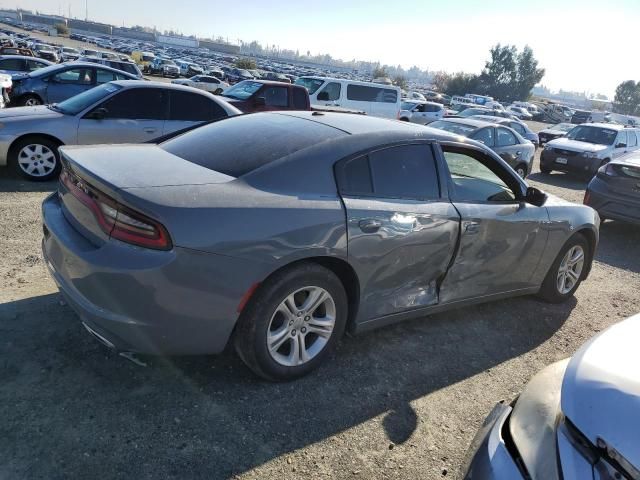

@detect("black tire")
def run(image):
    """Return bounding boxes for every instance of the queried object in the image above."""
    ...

[540,165,552,174]
[515,163,527,179]
[17,94,43,107]
[9,136,62,181]
[234,263,348,381]
[399,117,409,122]
[537,233,590,303]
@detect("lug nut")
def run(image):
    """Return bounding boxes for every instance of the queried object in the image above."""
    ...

[291,330,296,336]
[301,327,306,333]
[304,316,310,321]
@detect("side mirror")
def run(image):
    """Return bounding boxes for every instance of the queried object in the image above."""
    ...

[254,96,266,106]
[317,91,330,101]
[87,107,108,120]
[525,186,547,207]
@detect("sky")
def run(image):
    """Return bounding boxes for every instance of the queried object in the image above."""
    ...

[5,0,639,97]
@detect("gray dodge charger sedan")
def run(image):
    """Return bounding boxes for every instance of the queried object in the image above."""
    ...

[42,112,600,380]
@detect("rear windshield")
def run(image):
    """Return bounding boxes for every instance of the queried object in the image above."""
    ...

[161,113,344,177]
[429,120,477,136]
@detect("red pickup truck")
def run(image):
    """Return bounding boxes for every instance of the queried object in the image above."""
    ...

[219,80,362,114]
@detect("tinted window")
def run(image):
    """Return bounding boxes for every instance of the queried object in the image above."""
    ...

[169,90,225,121]
[52,67,93,84]
[162,113,344,177]
[471,128,495,147]
[424,104,441,113]
[0,58,24,70]
[318,82,341,101]
[262,86,288,107]
[443,149,516,202]
[98,88,166,120]
[26,59,47,71]
[496,128,517,146]
[369,145,439,200]
[347,84,397,103]
[511,123,526,135]
[337,155,372,195]
[292,87,308,109]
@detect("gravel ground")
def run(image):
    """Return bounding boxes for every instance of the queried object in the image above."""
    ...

[1,85,640,479]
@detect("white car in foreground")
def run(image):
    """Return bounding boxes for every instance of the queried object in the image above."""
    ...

[462,314,640,479]
[171,75,229,94]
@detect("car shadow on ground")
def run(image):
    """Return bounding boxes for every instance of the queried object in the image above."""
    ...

[596,220,640,274]
[0,170,57,193]
[527,171,588,191]
[0,291,575,479]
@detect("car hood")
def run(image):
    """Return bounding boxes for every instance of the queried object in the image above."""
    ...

[548,137,608,153]
[539,129,565,135]
[561,314,640,471]
[0,105,63,120]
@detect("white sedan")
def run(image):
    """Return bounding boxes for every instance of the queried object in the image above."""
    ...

[171,75,229,94]
[506,105,533,120]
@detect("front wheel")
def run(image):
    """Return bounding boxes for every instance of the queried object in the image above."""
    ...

[18,94,43,107]
[234,263,348,381]
[537,234,589,303]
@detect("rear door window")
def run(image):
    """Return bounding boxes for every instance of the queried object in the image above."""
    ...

[496,128,518,146]
[169,90,226,121]
[471,128,495,147]
[336,144,440,200]
[96,69,117,84]
[97,88,166,120]
[292,87,308,109]
[52,67,94,85]
[262,86,289,107]
[0,57,24,70]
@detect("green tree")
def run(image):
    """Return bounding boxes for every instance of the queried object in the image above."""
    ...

[479,44,544,102]
[393,75,407,90]
[235,58,257,70]
[431,71,451,93]
[54,23,69,35]
[372,66,388,79]
[444,72,480,96]
[613,80,640,115]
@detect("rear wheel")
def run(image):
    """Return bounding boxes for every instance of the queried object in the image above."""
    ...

[9,136,61,181]
[537,234,589,303]
[540,165,552,174]
[234,263,348,381]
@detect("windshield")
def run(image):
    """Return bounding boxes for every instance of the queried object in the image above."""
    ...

[566,125,617,145]
[53,83,122,115]
[550,123,575,132]
[401,101,418,110]
[36,45,54,52]
[63,48,78,53]
[429,120,477,136]
[294,77,325,95]
[223,80,262,100]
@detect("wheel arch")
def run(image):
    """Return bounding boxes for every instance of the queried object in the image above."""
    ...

[13,92,44,105]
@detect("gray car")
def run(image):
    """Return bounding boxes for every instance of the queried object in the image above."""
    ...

[429,118,536,178]
[584,151,640,224]
[469,114,540,148]
[42,112,599,381]
[540,123,640,178]
[8,61,139,107]
[0,80,240,180]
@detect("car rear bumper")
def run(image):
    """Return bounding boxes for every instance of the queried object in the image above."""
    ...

[460,402,525,479]
[586,178,640,224]
[540,149,600,176]
[41,192,263,355]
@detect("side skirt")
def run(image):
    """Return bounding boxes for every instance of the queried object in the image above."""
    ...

[352,287,540,334]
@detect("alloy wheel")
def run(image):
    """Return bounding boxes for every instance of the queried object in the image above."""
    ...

[17,144,57,178]
[267,286,336,367]
[24,97,42,107]
[556,245,585,294]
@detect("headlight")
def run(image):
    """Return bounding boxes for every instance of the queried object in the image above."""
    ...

[582,152,599,158]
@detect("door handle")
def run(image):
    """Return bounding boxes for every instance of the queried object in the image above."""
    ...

[359,219,382,233]
[464,221,480,234]
[144,127,157,134]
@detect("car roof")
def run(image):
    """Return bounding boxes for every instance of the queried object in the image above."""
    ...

[30,61,139,78]
[110,79,215,94]
[437,117,493,129]
[586,122,631,131]
[0,55,50,62]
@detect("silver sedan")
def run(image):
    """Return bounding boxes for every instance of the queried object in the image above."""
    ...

[0,80,240,180]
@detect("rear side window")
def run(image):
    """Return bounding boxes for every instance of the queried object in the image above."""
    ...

[511,123,526,135]
[262,86,289,107]
[169,90,226,121]
[496,128,517,146]
[96,69,117,84]
[292,87,308,109]
[317,82,341,101]
[97,88,166,120]
[471,128,495,147]
[347,85,397,103]
[337,144,439,200]
[162,113,344,177]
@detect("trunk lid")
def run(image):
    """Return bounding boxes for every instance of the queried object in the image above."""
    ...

[561,314,640,472]
[58,144,234,246]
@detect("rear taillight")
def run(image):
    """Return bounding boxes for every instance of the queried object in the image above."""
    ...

[583,190,591,205]
[603,164,618,177]
[60,169,172,250]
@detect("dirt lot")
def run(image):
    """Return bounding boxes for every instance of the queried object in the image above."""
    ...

[1,105,640,480]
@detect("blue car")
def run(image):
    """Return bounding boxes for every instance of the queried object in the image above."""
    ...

[0,55,52,76]
[9,62,138,107]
